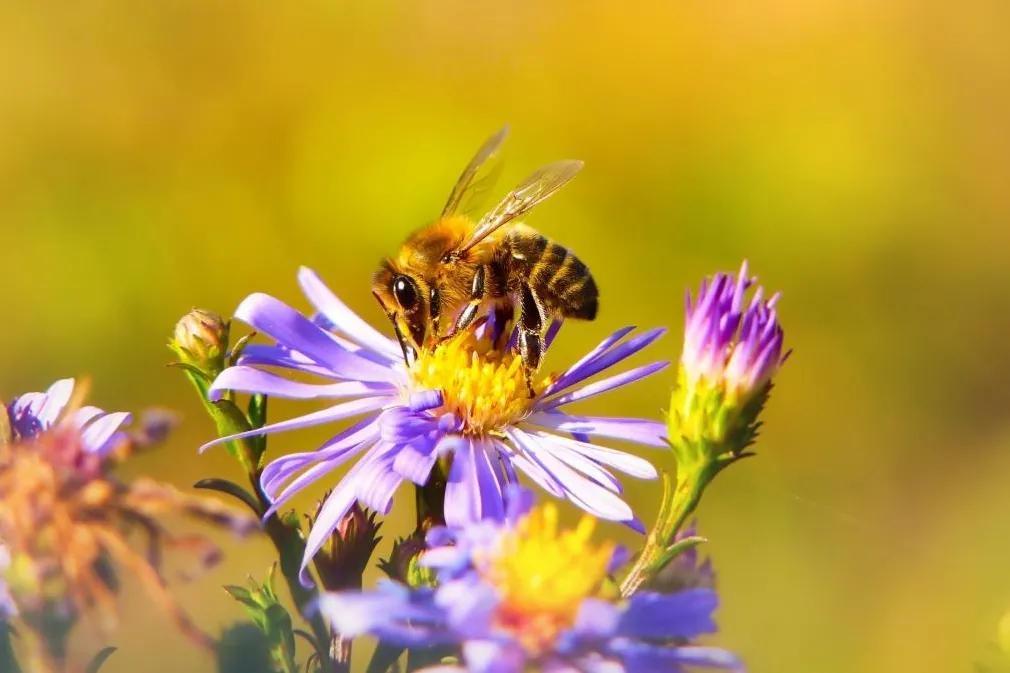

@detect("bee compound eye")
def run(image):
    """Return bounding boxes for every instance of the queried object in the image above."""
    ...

[393,276,419,311]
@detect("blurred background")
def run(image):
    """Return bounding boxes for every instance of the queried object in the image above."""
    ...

[2,1,1009,671]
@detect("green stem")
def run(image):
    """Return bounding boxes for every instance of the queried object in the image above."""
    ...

[619,463,710,597]
[249,468,334,672]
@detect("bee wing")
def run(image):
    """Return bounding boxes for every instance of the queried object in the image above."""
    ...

[459,159,583,252]
[441,126,510,218]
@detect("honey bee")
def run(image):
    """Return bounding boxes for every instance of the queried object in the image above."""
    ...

[372,127,599,388]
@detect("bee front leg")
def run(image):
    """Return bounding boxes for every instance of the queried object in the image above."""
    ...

[445,265,487,339]
[517,284,545,397]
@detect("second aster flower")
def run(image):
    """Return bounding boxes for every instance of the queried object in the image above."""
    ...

[202,267,666,579]
[319,489,742,673]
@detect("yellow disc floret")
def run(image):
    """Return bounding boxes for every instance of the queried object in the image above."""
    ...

[409,329,548,434]
[477,504,614,655]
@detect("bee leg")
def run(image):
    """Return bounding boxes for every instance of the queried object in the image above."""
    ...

[517,284,545,397]
[445,265,487,339]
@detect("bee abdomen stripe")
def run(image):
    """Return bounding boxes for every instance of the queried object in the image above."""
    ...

[549,255,588,294]
[531,243,569,286]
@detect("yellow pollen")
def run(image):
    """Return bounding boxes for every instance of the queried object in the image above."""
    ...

[409,329,548,434]
[478,504,614,655]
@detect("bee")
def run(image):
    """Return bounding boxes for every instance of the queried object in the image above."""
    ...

[372,127,599,389]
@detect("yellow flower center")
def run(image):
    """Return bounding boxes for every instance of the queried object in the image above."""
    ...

[477,504,614,655]
[409,329,548,434]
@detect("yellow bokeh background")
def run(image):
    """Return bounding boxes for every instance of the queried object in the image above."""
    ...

[2,2,1010,672]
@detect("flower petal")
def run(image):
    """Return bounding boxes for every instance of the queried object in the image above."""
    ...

[618,589,719,639]
[298,267,402,362]
[507,429,633,522]
[527,412,667,448]
[530,432,658,480]
[209,366,394,401]
[37,378,75,426]
[234,293,398,383]
[199,395,390,453]
[80,411,132,455]
[541,361,669,410]
[444,438,505,526]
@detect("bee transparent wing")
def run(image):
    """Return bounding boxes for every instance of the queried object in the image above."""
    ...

[460,159,583,252]
[441,126,510,218]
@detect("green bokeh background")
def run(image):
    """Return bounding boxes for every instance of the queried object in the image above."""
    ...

[2,2,1010,672]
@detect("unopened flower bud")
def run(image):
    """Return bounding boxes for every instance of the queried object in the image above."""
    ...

[312,502,381,591]
[170,309,230,376]
[379,531,435,588]
[670,261,788,465]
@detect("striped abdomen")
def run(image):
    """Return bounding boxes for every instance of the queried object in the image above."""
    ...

[496,226,599,320]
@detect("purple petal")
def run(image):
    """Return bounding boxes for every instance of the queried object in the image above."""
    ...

[548,328,665,396]
[235,293,398,383]
[461,639,526,673]
[531,432,622,494]
[541,361,669,410]
[199,395,391,453]
[80,411,132,455]
[354,448,402,513]
[526,412,667,448]
[262,421,381,514]
[298,267,403,362]
[473,438,506,522]
[209,366,395,401]
[391,434,441,485]
[36,378,75,425]
[69,406,104,429]
[610,641,742,672]
[545,327,636,394]
[507,429,634,522]
[237,344,340,379]
[618,589,719,639]
[444,438,505,526]
[531,433,657,479]
[500,439,565,498]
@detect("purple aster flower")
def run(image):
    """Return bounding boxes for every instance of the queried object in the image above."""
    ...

[319,488,742,673]
[7,378,131,457]
[201,267,666,579]
[682,260,786,400]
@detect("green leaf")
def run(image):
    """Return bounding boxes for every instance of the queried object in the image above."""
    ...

[195,478,264,515]
[84,646,117,673]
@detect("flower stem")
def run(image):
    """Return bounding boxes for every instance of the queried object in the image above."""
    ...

[620,463,709,597]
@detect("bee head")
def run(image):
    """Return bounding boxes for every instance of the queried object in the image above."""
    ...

[372,262,433,360]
